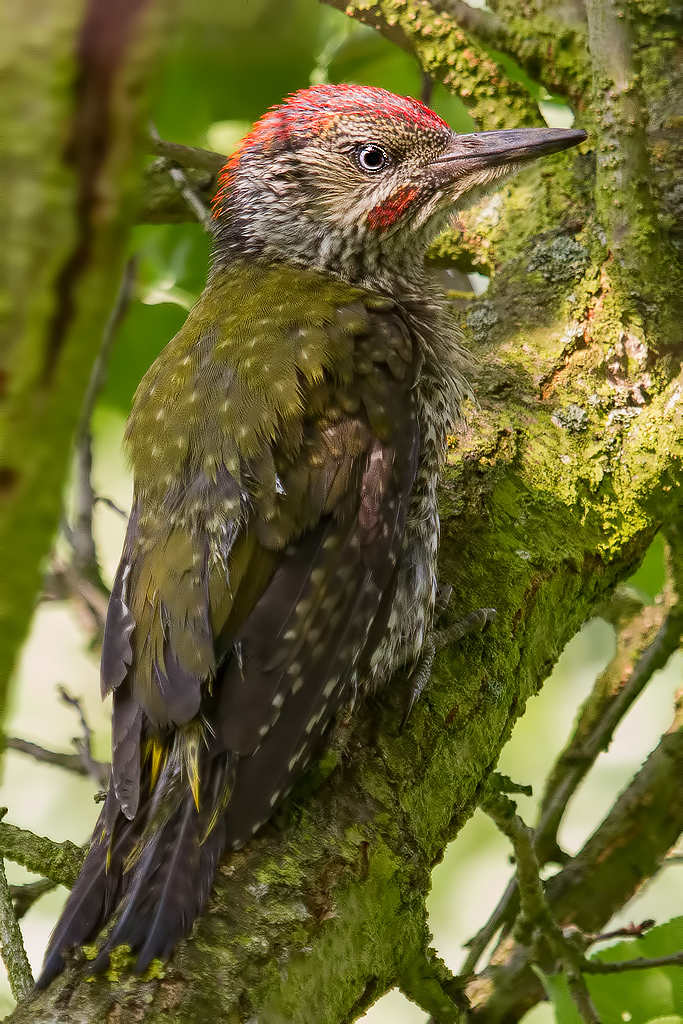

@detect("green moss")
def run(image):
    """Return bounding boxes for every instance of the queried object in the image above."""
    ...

[104,945,135,984]
[141,959,166,982]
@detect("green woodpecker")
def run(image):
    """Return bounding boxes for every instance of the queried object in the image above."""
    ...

[38,84,585,985]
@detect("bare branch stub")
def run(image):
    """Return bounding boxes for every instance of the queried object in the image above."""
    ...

[10,878,57,921]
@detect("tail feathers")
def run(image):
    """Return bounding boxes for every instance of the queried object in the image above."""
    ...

[37,751,233,987]
[36,791,136,989]
[92,793,225,974]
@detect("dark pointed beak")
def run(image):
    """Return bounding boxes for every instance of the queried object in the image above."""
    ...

[433,127,587,177]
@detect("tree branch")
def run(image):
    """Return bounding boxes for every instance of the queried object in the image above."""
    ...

[5,8,681,1016]
[140,138,225,224]
[461,583,676,976]
[0,857,33,1001]
[584,0,680,333]
[432,0,591,105]
[5,737,109,789]
[0,0,170,717]
[482,786,600,1024]
[467,702,683,1020]
[535,591,683,861]
[0,815,83,890]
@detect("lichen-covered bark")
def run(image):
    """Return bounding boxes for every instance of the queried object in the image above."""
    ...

[5,0,683,1021]
[0,0,167,717]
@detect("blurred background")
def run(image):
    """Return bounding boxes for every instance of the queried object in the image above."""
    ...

[3,1,681,1019]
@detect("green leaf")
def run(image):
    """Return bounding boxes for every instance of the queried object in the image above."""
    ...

[627,533,666,602]
[533,965,583,1024]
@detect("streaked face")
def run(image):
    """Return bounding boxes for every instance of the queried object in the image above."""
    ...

[213,85,585,278]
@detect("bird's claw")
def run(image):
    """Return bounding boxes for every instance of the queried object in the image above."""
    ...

[401,606,496,727]
[432,606,496,651]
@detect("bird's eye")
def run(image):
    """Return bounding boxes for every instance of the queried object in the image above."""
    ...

[356,144,390,173]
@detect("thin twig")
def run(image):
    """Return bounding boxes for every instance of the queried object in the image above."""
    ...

[68,256,137,584]
[167,165,214,231]
[76,257,137,451]
[6,684,110,788]
[588,920,655,944]
[94,495,128,519]
[0,857,33,1000]
[42,558,109,630]
[461,876,515,974]
[584,951,683,974]
[5,736,109,788]
[58,686,110,787]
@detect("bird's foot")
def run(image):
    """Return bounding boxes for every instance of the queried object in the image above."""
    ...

[402,606,496,726]
[432,606,497,652]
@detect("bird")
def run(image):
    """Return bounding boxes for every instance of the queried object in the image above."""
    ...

[37,83,586,987]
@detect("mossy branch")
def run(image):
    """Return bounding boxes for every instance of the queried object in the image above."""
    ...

[481,786,600,1024]
[0,0,171,719]
[0,858,33,1001]
[468,705,683,1019]
[0,814,84,890]
[584,0,681,335]
[460,581,682,977]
